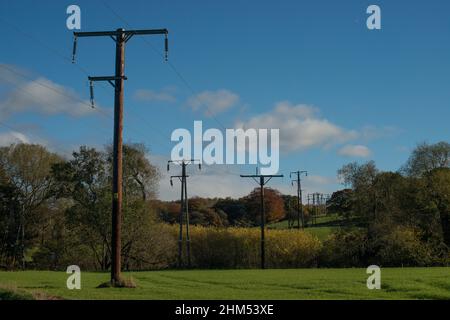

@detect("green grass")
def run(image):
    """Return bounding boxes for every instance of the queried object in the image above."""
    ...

[1,268,449,300]
[304,227,337,241]
[268,214,345,240]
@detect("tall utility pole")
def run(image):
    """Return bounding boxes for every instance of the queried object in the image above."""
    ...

[290,171,307,229]
[73,28,168,285]
[168,160,201,268]
[240,171,283,269]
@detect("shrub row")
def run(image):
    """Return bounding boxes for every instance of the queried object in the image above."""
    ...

[170,226,322,269]
[169,225,448,269]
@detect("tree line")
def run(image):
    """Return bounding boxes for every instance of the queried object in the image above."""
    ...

[325,141,450,266]
[0,141,449,270]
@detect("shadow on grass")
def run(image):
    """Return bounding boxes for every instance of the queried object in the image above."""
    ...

[0,286,34,300]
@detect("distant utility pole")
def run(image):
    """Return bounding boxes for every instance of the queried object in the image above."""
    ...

[168,160,201,268]
[310,192,323,224]
[290,171,307,229]
[313,193,318,225]
[307,194,311,227]
[307,193,318,226]
[72,28,168,285]
[240,170,283,269]
[324,194,331,215]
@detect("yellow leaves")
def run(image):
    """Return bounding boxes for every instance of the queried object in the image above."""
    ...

[168,225,322,268]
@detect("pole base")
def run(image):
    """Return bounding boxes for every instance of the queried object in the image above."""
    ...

[97,277,137,288]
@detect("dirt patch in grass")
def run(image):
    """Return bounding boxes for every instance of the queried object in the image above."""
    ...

[0,284,62,300]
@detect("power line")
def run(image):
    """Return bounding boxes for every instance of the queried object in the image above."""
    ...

[0,64,112,120]
[0,15,119,97]
[0,18,172,152]
[0,63,171,154]
[100,1,228,131]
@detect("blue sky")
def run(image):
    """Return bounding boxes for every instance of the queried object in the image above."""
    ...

[1,0,450,200]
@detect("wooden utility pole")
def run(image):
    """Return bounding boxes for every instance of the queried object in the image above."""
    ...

[240,172,283,269]
[170,173,187,267]
[73,28,168,285]
[168,160,201,268]
[290,171,307,229]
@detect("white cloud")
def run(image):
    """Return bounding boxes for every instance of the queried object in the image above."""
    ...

[338,144,371,158]
[150,152,252,200]
[0,64,27,86]
[0,129,54,151]
[150,151,339,200]
[188,89,239,116]
[133,88,176,103]
[0,65,100,119]
[360,125,399,141]
[0,131,30,146]
[236,101,358,153]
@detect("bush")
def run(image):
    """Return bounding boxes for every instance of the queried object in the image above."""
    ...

[177,226,321,269]
[319,226,445,267]
[375,226,437,267]
[124,223,178,270]
[319,229,368,267]
[266,230,322,268]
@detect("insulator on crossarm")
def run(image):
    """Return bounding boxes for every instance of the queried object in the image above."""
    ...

[164,33,169,62]
[72,35,78,63]
[89,80,95,108]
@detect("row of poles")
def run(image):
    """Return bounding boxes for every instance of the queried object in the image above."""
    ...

[170,166,312,270]
[306,193,331,226]
[70,26,325,282]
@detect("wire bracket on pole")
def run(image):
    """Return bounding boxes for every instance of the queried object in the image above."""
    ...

[87,76,128,107]
[164,32,169,62]
[72,35,78,63]
[89,80,95,108]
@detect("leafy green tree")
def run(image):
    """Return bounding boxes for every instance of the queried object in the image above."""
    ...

[425,168,450,247]
[115,143,159,201]
[337,161,378,225]
[0,163,20,268]
[51,144,163,270]
[0,144,62,268]
[338,160,378,189]
[52,146,111,270]
[214,198,249,226]
[188,197,228,227]
[402,141,450,177]
[327,189,353,220]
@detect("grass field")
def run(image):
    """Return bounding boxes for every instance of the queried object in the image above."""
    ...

[1,268,449,300]
[268,214,354,240]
